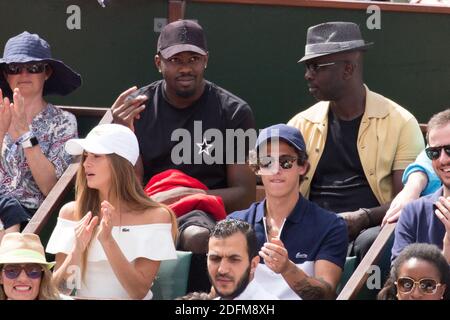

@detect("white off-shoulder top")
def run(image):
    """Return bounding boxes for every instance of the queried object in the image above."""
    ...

[46,217,177,300]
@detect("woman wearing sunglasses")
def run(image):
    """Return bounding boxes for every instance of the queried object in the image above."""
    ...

[0,32,81,236]
[378,243,450,300]
[46,124,177,299]
[0,232,59,300]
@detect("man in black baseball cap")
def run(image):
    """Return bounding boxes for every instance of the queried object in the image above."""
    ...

[288,22,424,263]
[157,20,208,59]
[111,20,256,292]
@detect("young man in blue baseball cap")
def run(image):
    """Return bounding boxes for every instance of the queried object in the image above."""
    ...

[229,124,348,299]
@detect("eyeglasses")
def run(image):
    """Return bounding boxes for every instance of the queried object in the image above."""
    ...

[258,155,298,171]
[395,277,442,295]
[425,145,450,160]
[4,63,48,75]
[161,55,204,67]
[305,60,348,73]
[2,264,43,280]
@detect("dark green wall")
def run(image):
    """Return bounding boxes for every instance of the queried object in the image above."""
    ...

[0,0,167,107]
[185,3,449,126]
[0,1,448,127]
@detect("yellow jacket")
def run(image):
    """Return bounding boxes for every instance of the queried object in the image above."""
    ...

[288,85,424,205]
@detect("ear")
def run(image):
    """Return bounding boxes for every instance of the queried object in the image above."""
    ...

[250,255,260,274]
[154,54,161,72]
[342,61,355,80]
[440,284,446,298]
[297,160,310,177]
[45,64,53,80]
[204,53,209,69]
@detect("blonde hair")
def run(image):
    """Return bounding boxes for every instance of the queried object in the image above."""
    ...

[0,266,60,300]
[74,153,178,274]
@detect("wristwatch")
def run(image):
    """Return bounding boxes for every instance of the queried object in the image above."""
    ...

[21,136,39,149]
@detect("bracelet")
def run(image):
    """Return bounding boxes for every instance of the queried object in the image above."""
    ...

[360,208,373,227]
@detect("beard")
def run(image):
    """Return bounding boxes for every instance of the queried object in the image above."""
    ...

[210,265,252,300]
[175,87,196,98]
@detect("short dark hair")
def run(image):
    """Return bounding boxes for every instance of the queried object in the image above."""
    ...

[210,219,258,260]
[378,243,450,300]
[426,108,450,143]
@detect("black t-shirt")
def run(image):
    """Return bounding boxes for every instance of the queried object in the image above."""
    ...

[134,80,255,189]
[309,111,380,213]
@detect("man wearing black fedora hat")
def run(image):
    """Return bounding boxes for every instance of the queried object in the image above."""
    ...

[288,22,424,261]
[0,31,81,237]
[111,20,256,291]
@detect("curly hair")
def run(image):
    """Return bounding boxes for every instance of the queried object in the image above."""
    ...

[378,243,450,300]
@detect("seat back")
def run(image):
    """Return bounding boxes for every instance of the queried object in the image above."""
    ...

[336,256,357,295]
[337,223,396,300]
[353,232,395,300]
[152,251,192,300]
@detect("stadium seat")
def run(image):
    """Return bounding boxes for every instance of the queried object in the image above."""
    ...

[152,250,192,300]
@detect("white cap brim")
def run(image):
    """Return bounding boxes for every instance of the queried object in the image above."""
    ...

[65,139,114,156]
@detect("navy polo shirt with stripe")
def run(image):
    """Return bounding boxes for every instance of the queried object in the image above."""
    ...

[229,195,348,299]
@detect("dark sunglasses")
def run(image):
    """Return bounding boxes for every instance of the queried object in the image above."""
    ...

[2,264,43,280]
[425,145,450,160]
[395,277,442,295]
[4,63,47,75]
[258,155,298,170]
[305,60,348,73]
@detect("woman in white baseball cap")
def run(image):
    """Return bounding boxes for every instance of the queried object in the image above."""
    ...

[46,123,178,299]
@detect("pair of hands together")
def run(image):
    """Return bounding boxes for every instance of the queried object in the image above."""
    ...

[0,88,31,140]
[73,201,116,253]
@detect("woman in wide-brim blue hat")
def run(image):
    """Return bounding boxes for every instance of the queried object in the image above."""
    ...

[0,31,81,97]
[0,31,80,235]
